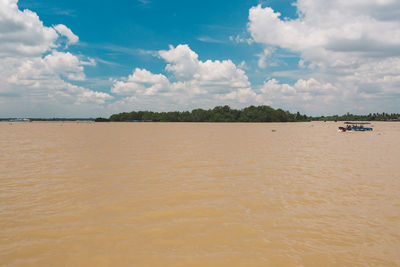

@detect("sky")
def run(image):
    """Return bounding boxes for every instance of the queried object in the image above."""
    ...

[0,0,399,117]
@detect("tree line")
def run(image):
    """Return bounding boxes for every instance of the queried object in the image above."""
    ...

[104,105,310,122]
[97,106,400,122]
[313,112,400,122]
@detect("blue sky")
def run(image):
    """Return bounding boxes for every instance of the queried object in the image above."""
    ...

[1,0,400,117]
[18,0,298,86]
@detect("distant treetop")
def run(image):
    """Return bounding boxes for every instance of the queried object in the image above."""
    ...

[108,105,310,122]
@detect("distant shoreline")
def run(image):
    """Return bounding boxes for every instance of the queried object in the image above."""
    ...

[0,118,94,122]
[1,119,399,123]
[2,105,399,123]
[105,105,400,123]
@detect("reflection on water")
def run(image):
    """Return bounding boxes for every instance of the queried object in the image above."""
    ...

[1,122,399,266]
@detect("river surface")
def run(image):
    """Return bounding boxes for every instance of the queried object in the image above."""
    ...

[1,121,399,266]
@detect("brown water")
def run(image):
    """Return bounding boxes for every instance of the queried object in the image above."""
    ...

[1,122,399,266]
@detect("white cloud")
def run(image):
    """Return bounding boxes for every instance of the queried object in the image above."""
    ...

[229,35,253,45]
[247,0,400,114]
[298,59,306,68]
[3,0,398,117]
[160,44,251,94]
[0,0,79,58]
[111,68,170,96]
[0,0,112,117]
[53,24,79,46]
[2,51,112,104]
[0,0,58,57]
[111,44,257,110]
[197,36,225,44]
[249,1,400,59]
[257,48,274,69]
[8,52,80,84]
[75,90,112,104]
[158,44,200,81]
[258,78,345,114]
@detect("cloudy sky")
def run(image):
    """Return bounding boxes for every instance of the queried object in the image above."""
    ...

[1,0,399,117]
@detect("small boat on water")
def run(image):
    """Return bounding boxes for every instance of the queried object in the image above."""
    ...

[338,122,373,132]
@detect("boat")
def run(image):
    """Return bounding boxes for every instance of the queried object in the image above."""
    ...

[338,122,373,132]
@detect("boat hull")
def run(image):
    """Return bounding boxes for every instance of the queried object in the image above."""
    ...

[338,127,373,132]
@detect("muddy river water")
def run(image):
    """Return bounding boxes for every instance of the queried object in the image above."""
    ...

[1,121,399,266]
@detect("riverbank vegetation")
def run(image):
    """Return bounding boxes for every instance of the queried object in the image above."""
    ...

[3,107,398,122]
[108,105,309,122]
[313,112,400,122]
[105,106,400,122]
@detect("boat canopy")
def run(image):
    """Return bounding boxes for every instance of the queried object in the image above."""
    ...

[344,122,371,124]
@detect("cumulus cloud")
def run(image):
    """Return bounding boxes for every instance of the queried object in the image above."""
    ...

[159,45,252,96]
[0,0,80,58]
[111,68,170,96]
[256,78,349,114]
[1,51,112,104]
[260,78,337,100]
[158,44,201,81]
[0,0,111,117]
[111,44,257,110]
[249,1,400,59]
[110,2,400,114]
[75,90,112,104]
[0,0,58,57]
[247,0,400,113]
